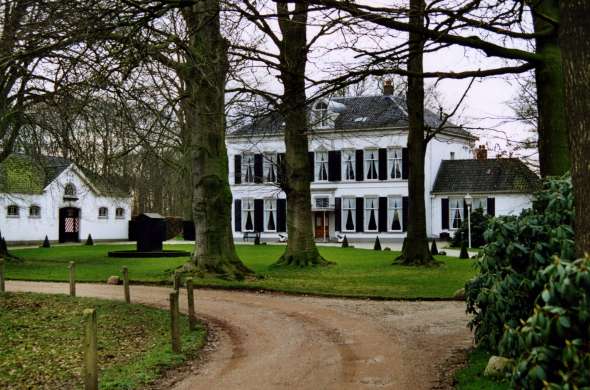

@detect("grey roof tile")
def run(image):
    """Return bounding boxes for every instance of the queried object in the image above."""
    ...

[230,95,473,139]
[432,158,541,194]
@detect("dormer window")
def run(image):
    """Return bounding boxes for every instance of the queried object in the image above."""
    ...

[64,183,76,197]
[313,101,329,128]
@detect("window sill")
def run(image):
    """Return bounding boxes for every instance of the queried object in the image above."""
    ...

[115,216,125,220]
[98,216,108,220]
[28,216,41,219]
[6,215,20,219]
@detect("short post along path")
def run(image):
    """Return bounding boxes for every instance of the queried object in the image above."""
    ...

[6,281,472,389]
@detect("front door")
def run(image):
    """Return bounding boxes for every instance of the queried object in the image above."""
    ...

[314,212,329,240]
[59,207,80,243]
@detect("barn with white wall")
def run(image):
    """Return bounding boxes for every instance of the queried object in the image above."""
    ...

[0,154,132,244]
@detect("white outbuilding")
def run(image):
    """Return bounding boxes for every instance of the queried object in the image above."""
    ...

[0,154,132,244]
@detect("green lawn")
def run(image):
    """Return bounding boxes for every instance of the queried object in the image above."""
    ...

[454,348,511,390]
[0,292,206,389]
[6,244,477,299]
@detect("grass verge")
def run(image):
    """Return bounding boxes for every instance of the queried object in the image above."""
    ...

[0,292,205,389]
[453,348,511,390]
[6,244,477,299]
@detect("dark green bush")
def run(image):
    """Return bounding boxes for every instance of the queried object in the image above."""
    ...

[451,207,490,248]
[373,236,381,251]
[465,176,574,353]
[501,257,590,388]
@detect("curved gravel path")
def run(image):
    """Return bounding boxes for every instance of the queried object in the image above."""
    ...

[6,281,472,389]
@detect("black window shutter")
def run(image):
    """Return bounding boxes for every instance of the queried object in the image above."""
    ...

[254,199,264,232]
[402,148,409,179]
[234,199,242,232]
[441,198,449,229]
[234,155,242,184]
[355,150,364,181]
[328,151,341,181]
[277,153,285,184]
[308,152,315,181]
[402,196,409,232]
[277,198,287,232]
[335,197,341,232]
[254,154,263,183]
[378,149,387,180]
[487,197,495,216]
[356,197,364,232]
[378,197,388,232]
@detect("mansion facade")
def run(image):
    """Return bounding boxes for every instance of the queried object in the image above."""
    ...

[227,91,540,242]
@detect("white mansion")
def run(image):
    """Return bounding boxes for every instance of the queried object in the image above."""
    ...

[227,88,540,242]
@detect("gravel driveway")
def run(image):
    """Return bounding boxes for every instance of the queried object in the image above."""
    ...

[6,281,472,389]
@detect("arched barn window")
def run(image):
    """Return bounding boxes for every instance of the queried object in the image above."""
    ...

[7,205,19,217]
[98,207,109,219]
[29,205,41,218]
[115,208,125,219]
[64,183,76,196]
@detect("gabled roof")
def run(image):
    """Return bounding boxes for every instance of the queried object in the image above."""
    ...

[230,95,474,139]
[0,153,129,197]
[432,158,541,194]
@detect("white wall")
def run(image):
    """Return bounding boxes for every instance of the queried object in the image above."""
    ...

[431,193,533,238]
[1,165,132,243]
[227,129,478,240]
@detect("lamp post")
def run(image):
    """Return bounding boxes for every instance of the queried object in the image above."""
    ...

[464,193,473,249]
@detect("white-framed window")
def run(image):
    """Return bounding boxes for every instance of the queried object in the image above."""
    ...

[264,198,277,232]
[387,148,403,180]
[364,197,378,232]
[7,205,19,218]
[242,198,255,232]
[342,197,356,232]
[115,207,125,219]
[263,153,277,183]
[315,151,329,182]
[364,149,379,180]
[341,150,355,181]
[313,101,329,127]
[64,183,76,196]
[471,197,487,212]
[98,207,109,219]
[388,197,403,232]
[242,153,255,183]
[449,198,463,229]
[29,205,41,218]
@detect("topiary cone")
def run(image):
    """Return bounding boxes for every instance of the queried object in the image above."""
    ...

[342,235,349,248]
[41,235,51,248]
[374,236,382,250]
[431,239,439,255]
[85,234,94,246]
[459,241,469,259]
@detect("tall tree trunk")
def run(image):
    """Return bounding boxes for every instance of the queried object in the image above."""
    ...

[396,0,435,266]
[559,0,590,257]
[182,0,251,278]
[274,3,329,267]
[532,0,569,177]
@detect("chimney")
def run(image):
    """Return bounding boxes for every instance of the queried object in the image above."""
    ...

[475,145,488,160]
[383,79,394,96]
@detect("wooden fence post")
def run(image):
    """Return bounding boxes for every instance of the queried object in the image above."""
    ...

[186,277,196,331]
[122,266,130,304]
[169,290,181,353]
[173,271,181,291]
[83,308,98,390]
[68,261,76,297]
[0,258,5,293]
